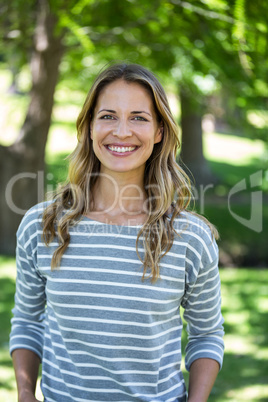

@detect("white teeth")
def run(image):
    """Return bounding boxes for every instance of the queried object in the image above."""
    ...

[108,145,136,153]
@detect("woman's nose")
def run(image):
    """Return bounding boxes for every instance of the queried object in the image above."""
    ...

[113,120,132,138]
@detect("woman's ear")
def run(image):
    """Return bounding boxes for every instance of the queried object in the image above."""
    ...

[154,122,163,144]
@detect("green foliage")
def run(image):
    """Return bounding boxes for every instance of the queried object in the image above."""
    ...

[1,0,267,139]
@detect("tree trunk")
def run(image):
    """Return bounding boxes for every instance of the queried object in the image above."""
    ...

[179,90,217,189]
[0,0,64,255]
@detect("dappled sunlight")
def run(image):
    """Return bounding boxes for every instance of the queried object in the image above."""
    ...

[0,67,31,146]
[53,103,81,123]
[247,110,268,129]
[0,258,16,280]
[223,310,251,332]
[226,384,268,401]
[45,124,77,155]
[255,346,268,360]
[204,132,266,165]
[224,334,262,355]
[0,93,28,146]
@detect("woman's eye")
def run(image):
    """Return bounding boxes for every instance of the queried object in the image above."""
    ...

[100,115,115,120]
[133,116,147,121]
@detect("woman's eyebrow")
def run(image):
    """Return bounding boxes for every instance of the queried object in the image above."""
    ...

[131,111,152,116]
[97,109,152,116]
[97,109,116,114]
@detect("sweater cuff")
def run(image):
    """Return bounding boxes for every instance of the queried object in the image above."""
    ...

[185,340,224,372]
[9,324,44,361]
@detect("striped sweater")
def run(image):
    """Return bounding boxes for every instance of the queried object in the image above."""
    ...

[10,201,224,402]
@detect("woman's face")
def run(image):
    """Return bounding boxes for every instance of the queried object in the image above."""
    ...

[90,79,162,179]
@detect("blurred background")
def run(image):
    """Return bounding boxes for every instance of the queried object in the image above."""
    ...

[0,0,267,400]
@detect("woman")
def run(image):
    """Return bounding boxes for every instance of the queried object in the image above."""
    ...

[10,63,224,402]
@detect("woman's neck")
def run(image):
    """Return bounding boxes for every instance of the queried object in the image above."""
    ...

[89,170,147,219]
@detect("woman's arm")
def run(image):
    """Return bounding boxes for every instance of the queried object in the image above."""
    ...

[10,208,47,401]
[188,358,220,402]
[12,349,41,402]
[181,231,224,400]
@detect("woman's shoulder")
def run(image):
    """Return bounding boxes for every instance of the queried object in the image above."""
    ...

[171,209,219,266]
[22,200,53,222]
[17,200,54,239]
[172,210,215,238]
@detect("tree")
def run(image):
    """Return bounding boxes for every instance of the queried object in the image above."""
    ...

[0,0,64,254]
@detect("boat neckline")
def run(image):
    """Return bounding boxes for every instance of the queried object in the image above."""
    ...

[81,215,144,228]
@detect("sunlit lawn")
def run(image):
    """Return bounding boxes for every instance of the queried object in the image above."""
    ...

[0,256,267,401]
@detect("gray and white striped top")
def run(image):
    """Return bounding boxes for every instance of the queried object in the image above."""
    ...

[10,201,224,402]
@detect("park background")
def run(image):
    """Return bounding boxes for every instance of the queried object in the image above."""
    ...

[0,0,267,400]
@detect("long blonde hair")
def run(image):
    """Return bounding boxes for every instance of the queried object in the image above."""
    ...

[42,63,218,282]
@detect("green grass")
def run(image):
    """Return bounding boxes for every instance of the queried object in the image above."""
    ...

[211,269,268,401]
[1,257,267,401]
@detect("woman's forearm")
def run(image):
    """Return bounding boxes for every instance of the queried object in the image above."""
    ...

[12,348,41,401]
[188,358,220,402]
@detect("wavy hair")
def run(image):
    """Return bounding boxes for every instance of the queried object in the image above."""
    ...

[42,63,218,282]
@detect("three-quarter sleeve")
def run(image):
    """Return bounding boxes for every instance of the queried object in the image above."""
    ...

[181,229,224,372]
[9,210,47,361]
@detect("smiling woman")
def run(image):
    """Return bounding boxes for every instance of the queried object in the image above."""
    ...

[10,63,224,402]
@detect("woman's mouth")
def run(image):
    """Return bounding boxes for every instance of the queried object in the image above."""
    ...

[106,145,138,154]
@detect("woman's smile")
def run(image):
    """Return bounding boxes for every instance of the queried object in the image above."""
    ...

[105,143,139,155]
